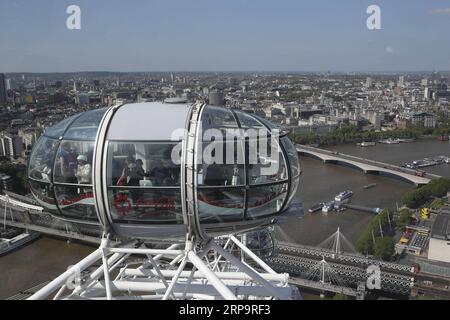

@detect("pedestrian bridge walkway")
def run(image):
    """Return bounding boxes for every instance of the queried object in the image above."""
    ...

[296,145,440,186]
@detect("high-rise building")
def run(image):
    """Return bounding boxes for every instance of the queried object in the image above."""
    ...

[5,78,12,90]
[424,87,432,100]
[0,73,7,104]
[209,90,224,106]
[0,133,23,159]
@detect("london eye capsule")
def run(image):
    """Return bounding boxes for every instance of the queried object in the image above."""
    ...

[28,102,301,242]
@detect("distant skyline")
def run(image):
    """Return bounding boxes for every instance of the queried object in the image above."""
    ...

[1,0,450,73]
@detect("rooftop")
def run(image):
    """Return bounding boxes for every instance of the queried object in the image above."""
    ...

[431,212,450,240]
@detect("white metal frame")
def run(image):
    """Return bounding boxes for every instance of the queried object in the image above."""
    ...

[28,233,299,300]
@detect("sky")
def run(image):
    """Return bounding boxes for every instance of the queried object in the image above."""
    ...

[1,0,450,73]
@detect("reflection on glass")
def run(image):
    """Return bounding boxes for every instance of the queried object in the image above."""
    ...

[234,110,265,130]
[253,114,281,131]
[28,137,59,182]
[108,189,182,223]
[44,114,79,138]
[198,140,245,186]
[201,106,239,133]
[64,108,107,140]
[288,176,300,204]
[282,137,301,178]
[248,137,287,185]
[107,142,180,187]
[54,185,96,221]
[29,180,56,209]
[247,183,288,218]
[54,140,94,184]
[197,188,244,222]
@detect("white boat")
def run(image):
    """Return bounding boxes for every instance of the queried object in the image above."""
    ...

[0,231,40,256]
[335,190,353,202]
[360,142,376,147]
[380,138,400,144]
[322,201,334,213]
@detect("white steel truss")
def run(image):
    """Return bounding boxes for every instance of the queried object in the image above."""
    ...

[28,234,300,300]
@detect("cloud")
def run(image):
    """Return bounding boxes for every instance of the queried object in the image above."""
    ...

[385,46,394,54]
[430,8,450,15]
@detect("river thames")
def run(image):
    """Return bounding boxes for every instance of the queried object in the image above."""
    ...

[282,138,450,246]
[1,138,449,299]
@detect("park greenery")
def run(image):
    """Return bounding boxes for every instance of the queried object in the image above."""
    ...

[289,118,450,147]
[332,293,349,300]
[289,124,429,146]
[373,236,395,260]
[395,209,413,231]
[401,178,450,209]
[429,198,445,210]
[356,209,394,260]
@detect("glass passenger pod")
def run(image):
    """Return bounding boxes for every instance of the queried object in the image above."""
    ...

[102,102,190,240]
[27,108,107,223]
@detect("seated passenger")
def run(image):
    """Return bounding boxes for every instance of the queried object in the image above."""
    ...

[59,142,78,183]
[76,155,92,184]
[40,160,53,182]
[135,158,146,178]
[117,157,142,186]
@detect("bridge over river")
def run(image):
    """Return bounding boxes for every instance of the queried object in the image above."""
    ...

[296,145,441,186]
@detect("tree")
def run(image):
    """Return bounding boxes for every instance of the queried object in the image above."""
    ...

[429,198,444,210]
[333,293,349,300]
[402,178,450,209]
[396,209,412,230]
[356,229,374,254]
[373,237,395,261]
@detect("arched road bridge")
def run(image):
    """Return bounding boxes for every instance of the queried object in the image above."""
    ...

[296,145,441,186]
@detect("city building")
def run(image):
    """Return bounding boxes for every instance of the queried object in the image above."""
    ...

[208,90,224,106]
[397,112,437,129]
[0,133,23,159]
[0,173,13,192]
[0,73,7,104]
[428,211,450,263]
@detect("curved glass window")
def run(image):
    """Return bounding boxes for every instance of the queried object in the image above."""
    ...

[54,185,97,221]
[28,137,59,182]
[28,109,107,224]
[108,189,183,223]
[253,115,281,130]
[197,107,292,223]
[54,141,94,184]
[198,188,245,222]
[64,108,107,140]
[106,141,182,224]
[29,180,57,210]
[44,114,80,138]
[198,139,245,187]
[107,142,181,187]
[281,137,301,178]
[247,183,288,218]
[281,137,301,205]
[201,106,240,133]
[234,111,265,130]
[248,136,287,185]
[288,176,300,205]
